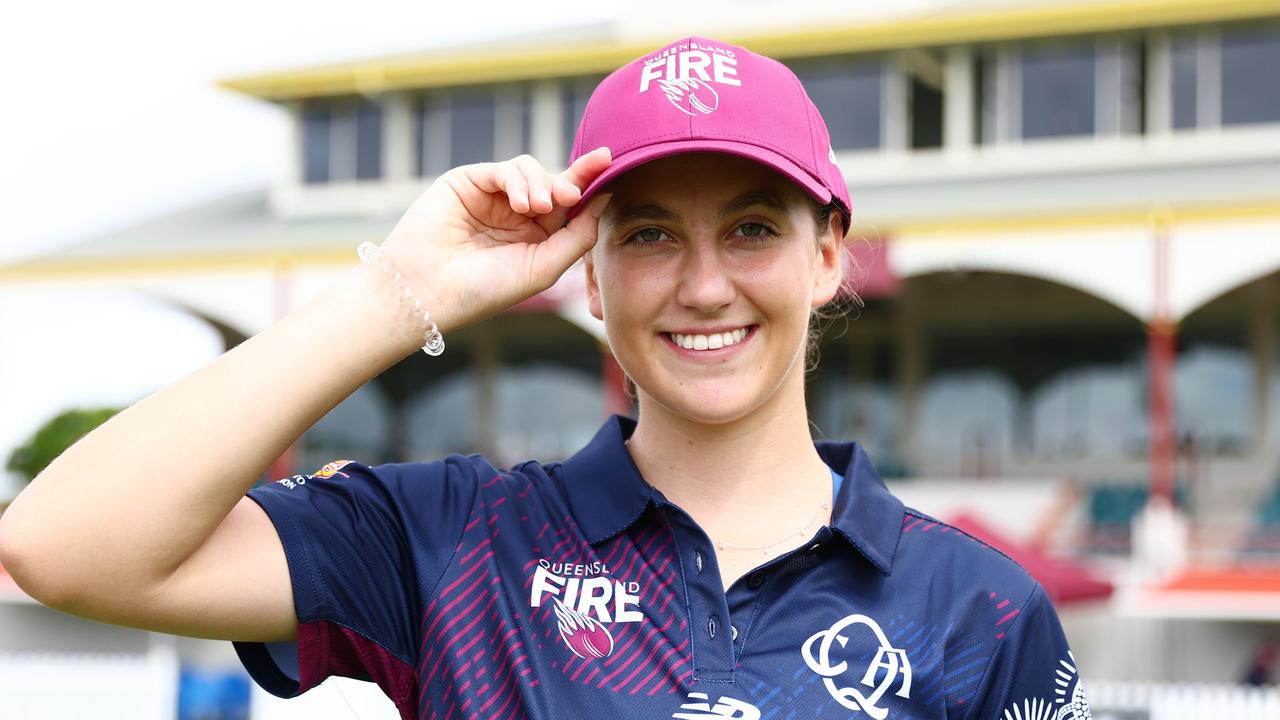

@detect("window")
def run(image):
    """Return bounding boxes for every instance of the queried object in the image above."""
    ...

[302,104,331,184]
[450,90,497,166]
[561,77,601,161]
[355,101,383,179]
[1222,26,1280,125]
[791,58,884,151]
[1168,25,1280,131]
[496,84,533,160]
[416,84,533,176]
[1020,43,1096,138]
[979,38,1140,143]
[1171,36,1198,129]
[299,98,383,184]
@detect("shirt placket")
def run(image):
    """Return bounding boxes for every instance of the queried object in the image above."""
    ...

[661,502,836,685]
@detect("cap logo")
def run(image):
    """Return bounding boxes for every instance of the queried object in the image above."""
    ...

[657,77,719,116]
[639,42,741,116]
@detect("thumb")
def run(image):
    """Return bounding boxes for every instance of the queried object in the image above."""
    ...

[529,193,612,289]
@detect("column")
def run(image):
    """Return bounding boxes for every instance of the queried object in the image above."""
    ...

[944,45,975,157]
[383,92,415,182]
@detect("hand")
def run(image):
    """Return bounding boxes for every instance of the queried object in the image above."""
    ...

[376,148,613,335]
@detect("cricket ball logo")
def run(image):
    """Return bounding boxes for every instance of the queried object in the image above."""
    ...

[657,77,720,116]
[530,558,643,659]
[551,597,615,659]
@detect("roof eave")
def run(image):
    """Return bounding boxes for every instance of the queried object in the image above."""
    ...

[217,0,1280,101]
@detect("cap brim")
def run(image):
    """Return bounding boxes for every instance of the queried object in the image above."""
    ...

[566,140,843,229]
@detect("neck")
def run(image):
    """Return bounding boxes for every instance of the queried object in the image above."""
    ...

[624,367,834,544]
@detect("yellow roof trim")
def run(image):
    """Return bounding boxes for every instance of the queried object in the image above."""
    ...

[218,0,1280,101]
[890,198,1280,237]
[4,199,1278,282]
[0,249,355,282]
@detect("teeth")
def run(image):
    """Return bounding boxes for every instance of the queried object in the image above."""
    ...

[669,327,750,351]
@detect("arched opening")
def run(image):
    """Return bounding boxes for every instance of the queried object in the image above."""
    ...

[809,270,1148,479]
[368,312,606,468]
[1178,269,1280,560]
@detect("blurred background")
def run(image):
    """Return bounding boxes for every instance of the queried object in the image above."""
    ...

[2,0,1279,717]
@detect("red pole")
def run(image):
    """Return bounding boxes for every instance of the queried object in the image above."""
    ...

[1148,217,1175,504]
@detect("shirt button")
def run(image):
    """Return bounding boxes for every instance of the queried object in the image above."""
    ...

[694,550,704,573]
[747,571,765,589]
[731,625,739,641]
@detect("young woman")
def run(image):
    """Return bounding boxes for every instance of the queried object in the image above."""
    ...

[0,37,1090,719]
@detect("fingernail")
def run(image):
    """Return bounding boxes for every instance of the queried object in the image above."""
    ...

[558,182,583,205]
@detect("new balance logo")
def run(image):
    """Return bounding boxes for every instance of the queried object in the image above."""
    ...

[672,692,761,720]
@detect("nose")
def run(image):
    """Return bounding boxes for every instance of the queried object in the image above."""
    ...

[675,239,736,313]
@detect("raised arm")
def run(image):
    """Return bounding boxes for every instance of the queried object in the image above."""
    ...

[0,150,612,642]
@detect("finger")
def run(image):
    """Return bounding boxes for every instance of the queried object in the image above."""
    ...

[551,178,582,208]
[558,147,612,193]
[461,162,530,214]
[530,203,570,236]
[529,193,612,288]
[513,155,554,215]
[495,162,531,214]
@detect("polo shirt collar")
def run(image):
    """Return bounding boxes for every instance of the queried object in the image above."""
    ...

[560,415,654,545]
[816,438,905,576]
[560,415,905,575]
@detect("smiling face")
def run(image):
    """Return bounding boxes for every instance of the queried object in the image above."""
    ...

[584,152,844,426]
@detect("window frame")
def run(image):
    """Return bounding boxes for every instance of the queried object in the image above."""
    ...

[982,34,1143,144]
[298,96,386,185]
[415,83,534,178]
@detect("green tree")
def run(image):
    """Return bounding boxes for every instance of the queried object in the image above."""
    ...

[7,407,122,485]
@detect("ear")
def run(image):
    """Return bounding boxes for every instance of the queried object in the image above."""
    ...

[811,212,845,307]
[584,247,604,321]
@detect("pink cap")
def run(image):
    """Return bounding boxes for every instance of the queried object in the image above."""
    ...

[566,36,851,233]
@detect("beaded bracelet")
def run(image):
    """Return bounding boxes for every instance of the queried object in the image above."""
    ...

[357,241,445,356]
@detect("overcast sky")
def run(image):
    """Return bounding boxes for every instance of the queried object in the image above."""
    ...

[1,0,620,262]
[0,0,620,496]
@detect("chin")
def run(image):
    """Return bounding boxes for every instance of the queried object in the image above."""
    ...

[643,380,765,426]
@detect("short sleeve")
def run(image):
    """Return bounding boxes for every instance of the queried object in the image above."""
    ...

[963,583,1092,720]
[232,458,478,703]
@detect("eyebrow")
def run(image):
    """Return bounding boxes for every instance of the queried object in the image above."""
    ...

[718,191,791,221]
[611,190,792,225]
[612,203,679,224]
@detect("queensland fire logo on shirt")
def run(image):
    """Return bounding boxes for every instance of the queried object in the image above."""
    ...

[530,559,642,659]
[802,614,912,720]
[640,41,741,116]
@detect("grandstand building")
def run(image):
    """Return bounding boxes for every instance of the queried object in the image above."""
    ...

[3,0,1279,695]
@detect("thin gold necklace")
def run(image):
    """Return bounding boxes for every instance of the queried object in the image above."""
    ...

[711,497,832,555]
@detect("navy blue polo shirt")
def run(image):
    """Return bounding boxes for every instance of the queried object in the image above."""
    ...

[233,414,1090,719]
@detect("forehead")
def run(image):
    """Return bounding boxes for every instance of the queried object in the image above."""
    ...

[601,152,809,213]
